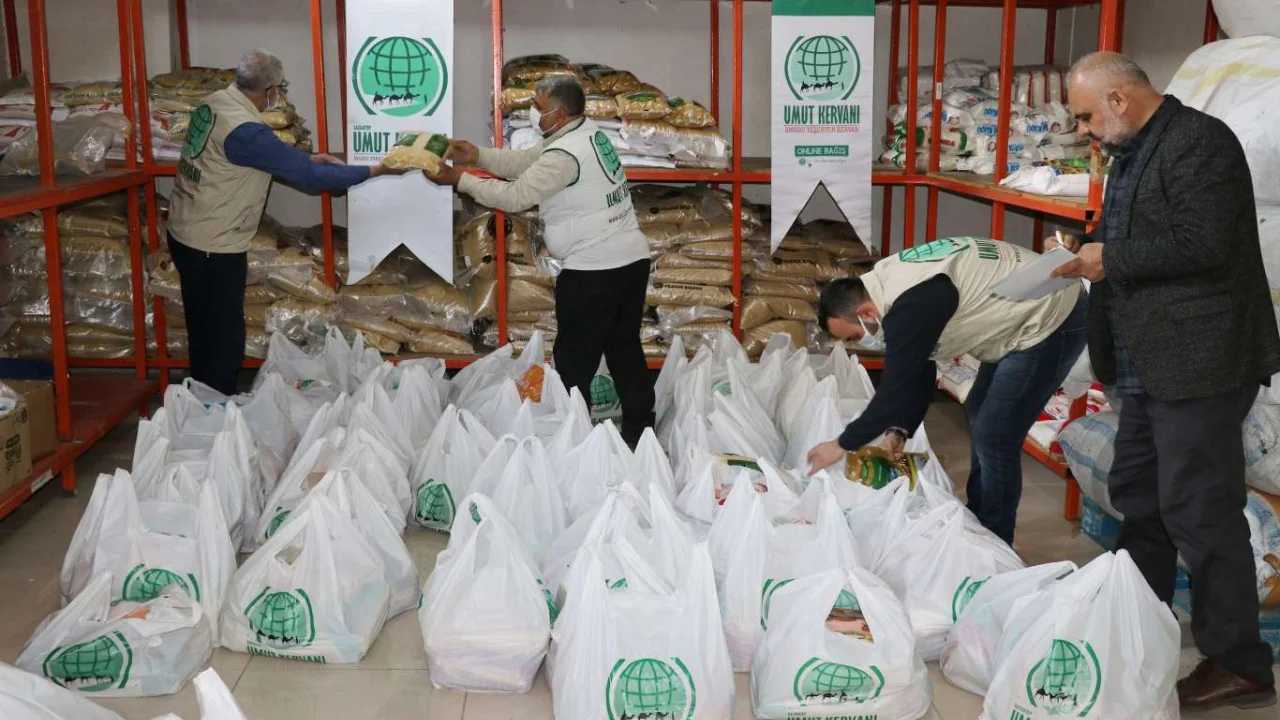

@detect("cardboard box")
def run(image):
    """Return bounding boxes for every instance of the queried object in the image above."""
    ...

[4,380,55,461]
[0,393,31,496]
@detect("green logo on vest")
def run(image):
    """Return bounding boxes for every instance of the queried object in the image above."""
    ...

[898,237,969,263]
[792,657,885,706]
[592,131,624,182]
[605,657,697,720]
[1023,639,1103,717]
[784,35,861,102]
[245,587,317,648]
[351,36,449,117]
[42,631,133,692]
[183,104,215,159]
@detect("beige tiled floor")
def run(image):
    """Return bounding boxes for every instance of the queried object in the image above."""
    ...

[0,399,1275,719]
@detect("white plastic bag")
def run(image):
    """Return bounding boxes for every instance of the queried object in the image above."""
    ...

[626,427,678,502]
[487,437,567,563]
[60,472,235,643]
[561,420,635,521]
[876,502,1025,661]
[301,470,420,617]
[550,542,734,720]
[982,551,1180,720]
[706,472,774,671]
[940,561,1077,695]
[255,431,343,543]
[18,572,212,697]
[751,567,932,720]
[331,427,411,533]
[410,405,496,531]
[541,483,657,601]
[220,496,391,663]
[393,363,446,449]
[784,376,843,472]
[0,662,125,720]
[420,494,552,692]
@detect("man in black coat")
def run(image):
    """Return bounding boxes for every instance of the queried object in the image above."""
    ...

[1055,52,1279,711]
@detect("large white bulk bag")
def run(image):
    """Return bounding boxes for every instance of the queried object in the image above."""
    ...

[1213,0,1280,40]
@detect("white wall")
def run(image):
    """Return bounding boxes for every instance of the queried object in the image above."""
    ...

[7,0,1212,249]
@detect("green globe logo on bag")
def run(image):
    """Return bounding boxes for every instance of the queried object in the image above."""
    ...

[351,36,449,117]
[605,657,697,720]
[590,374,622,415]
[793,658,884,706]
[759,577,795,630]
[121,563,200,602]
[265,508,291,539]
[784,35,860,102]
[1024,639,1102,717]
[42,631,132,692]
[951,575,988,621]
[415,479,455,530]
[245,587,316,648]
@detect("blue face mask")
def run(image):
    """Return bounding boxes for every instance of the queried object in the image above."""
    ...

[856,316,885,353]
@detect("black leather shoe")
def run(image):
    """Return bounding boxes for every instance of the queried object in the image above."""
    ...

[1178,659,1277,713]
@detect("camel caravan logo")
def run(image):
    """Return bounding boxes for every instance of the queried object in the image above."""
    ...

[792,657,885,707]
[1019,639,1103,718]
[351,36,448,117]
[245,587,317,650]
[121,564,200,603]
[42,631,133,692]
[605,657,697,720]
[416,479,456,531]
[951,575,988,621]
[783,34,860,103]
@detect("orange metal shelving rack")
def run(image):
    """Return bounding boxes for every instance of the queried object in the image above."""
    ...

[0,0,159,523]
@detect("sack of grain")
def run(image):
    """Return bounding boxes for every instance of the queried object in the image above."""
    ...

[243,303,269,329]
[502,55,574,86]
[585,95,618,120]
[616,90,671,120]
[656,304,732,333]
[589,68,644,95]
[61,80,123,107]
[680,218,736,245]
[680,240,751,262]
[408,329,475,356]
[500,82,537,113]
[646,282,734,308]
[469,275,497,320]
[641,222,686,252]
[741,296,817,330]
[383,132,451,172]
[345,316,415,344]
[260,105,297,131]
[509,278,556,313]
[621,120,729,166]
[654,253,729,272]
[405,277,471,321]
[507,261,555,288]
[748,249,836,281]
[354,328,400,355]
[745,320,808,356]
[630,185,706,226]
[651,267,733,287]
[150,67,234,98]
[665,97,717,129]
[268,268,337,305]
[337,284,406,319]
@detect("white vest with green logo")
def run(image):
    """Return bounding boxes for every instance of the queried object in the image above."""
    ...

[861,237,1082,363]
[168,86,273,254]
[538,118,650,271]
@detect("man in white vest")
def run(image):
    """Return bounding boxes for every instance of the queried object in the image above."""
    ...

[806,236,1087,544]
[168,50,403,394]
[423,76,654,446]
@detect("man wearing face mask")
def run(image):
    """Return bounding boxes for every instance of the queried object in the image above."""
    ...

[806,236,1087,546]
[1051,52,1278,712]
[168,49,405,394]
[423,75,654,447]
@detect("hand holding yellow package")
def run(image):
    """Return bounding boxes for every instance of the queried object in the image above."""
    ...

[844,446,929,490]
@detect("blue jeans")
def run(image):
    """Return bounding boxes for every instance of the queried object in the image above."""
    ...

[965,292,1088,544]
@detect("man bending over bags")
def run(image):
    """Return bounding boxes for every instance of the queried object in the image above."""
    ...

[807,236,1087,545]
[422,76,655,447]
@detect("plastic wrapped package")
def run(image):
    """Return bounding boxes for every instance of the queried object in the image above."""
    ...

[584,94,618,120]
[741,296,817,330]
[802,219,874,260]
[260,105,297,131]
[337,284,407,319]
[651,267,732,287]
[508,277,556,313]
[150,67,235,100]
[408,328,474,356]
[641,222,685,252]
[506,261,556,288]
[383,132,451,172]
[616,90,670,120]
[680,240,752,262]
[150,111,190,142]
[241,304,269,329]
[646,282,734,308]
[248,246,310,285]
[405,277,471,321]
[502,56,575,86]
[665,97,716,129]
[266,262,337,304]
[679,218,735,246]
[655,304,732,333]
[745,320,808,356]
[653,252,730,271]
[589,68,643,94]
[621,120,729,167]
[0,116,119,176]
[265,298,334,343]
[61,80,123,106]
[499,83,537,113]
[355,329,400,355]
[344,315,415,344]
[0,322,134,358]
[747,249,835,281]
[630,185,707,226]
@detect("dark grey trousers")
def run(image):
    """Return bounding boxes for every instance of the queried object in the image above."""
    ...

[1108,384,1274,687]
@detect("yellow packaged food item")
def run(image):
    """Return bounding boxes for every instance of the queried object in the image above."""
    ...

[616,90,670,120]
[261,106,297,130]
[383,132,452,172]
[500,83,537,113]
[680,241,753,262]
[744,278,820,303]
[243,303,270,328]
[502,56,575,85]
[150,67,235,98]
[844,447,929,491]
[740,295,817,330]
[585,95,619,120]
[664,97,717,129]
[338,283,407,318]
[590,69,643,95]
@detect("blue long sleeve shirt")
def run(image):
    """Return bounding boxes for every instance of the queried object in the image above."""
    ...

[224,122,371,192]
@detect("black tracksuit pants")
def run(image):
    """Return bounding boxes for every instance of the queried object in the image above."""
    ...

[553,259,655,445]
[168,234,247,396]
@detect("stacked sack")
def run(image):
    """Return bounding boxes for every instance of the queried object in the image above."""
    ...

[882,59,1087,177]
[0,196,148,359]
[147,68,312,161]
[0,75,130,175]
[500,54,728,170]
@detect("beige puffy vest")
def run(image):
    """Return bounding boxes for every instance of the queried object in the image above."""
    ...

[861,237,1082,363]
[168,86,272,254]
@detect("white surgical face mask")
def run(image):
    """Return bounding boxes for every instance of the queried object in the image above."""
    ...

[265,87,282,112]
[528,106,544,136]
[856,316,885,352]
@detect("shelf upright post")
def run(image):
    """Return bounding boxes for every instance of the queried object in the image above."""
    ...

[1204,0,1220,44]
[117,0,146,379]
[989,0,1017,241]
[131,0,168,388]
[1086,0,1124,235]
[1034,3,1056,252]
[881,0,901,257]
[310,0,336,290]
[174,0,190,69]
[925,0,947,242]
[4,0,19,77]
[902,0,920,250]
[492,0,507,347]
[731,0,743,337]
[710,0,720,123]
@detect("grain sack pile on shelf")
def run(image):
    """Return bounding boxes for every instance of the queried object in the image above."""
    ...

[0,75,131,175]
[0,194,159,360]
[499,54,727,170]
[880,59,1087,179]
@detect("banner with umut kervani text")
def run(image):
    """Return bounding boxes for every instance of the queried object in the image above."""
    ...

[771,0,874,251]
[346,0,453,283]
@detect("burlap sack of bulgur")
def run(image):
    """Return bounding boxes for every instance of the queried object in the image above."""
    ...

[664,97,716,129]
[268,268,338,305]
[646,282,734,308]
[677,218,735,246]
[650,267,732,287]
[406,277,471,320]
[408,328,475,356]
[509,277,556,312]
[244,303,270,329]
[469,274,497,320]
[586,95,619,120]
[679,241,752,262]
[356,328,401,355]
[507,261,555,288]
[506,310,545,324]
[740,295,817,331]
[617,90,670,120]
[744,277,820,303]
[345,315,416,344]
[653,253,731,271]
[338,283,407,319]
[642,223,687,253]
[630,185,705,227]
[503,56,575,86]
[744,320,808,357]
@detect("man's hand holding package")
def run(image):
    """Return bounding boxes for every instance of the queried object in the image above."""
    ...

[423,162,462,186]
[447,139,480,165]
